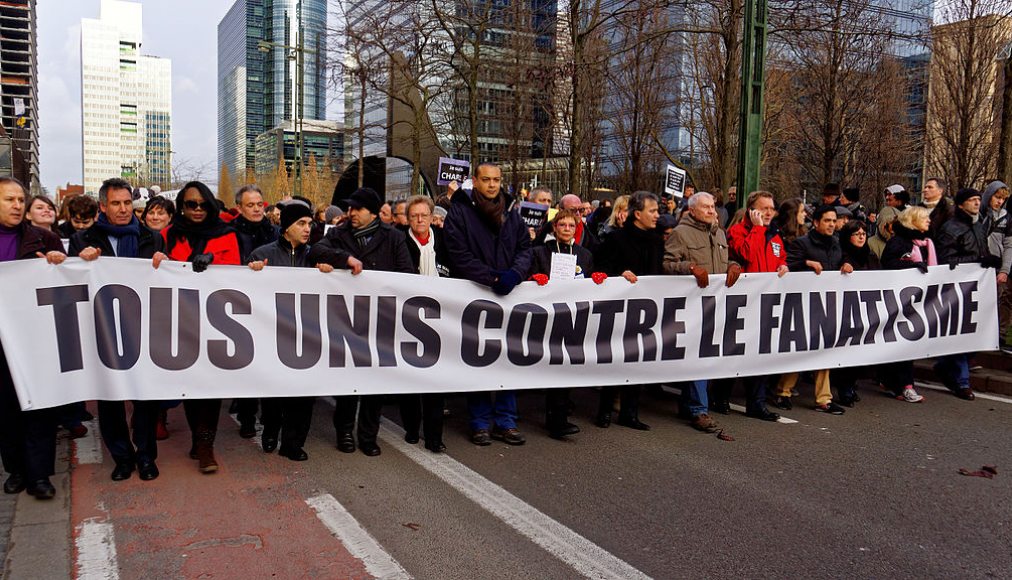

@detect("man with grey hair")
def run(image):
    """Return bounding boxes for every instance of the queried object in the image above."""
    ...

[664,191,742,433]
[529,187,554,208]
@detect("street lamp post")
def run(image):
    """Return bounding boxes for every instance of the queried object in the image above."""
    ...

[258,1,314,198]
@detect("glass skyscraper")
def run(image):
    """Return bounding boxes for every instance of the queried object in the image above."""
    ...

[218,0,327,181]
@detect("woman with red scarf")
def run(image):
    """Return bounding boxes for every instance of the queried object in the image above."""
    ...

[152,181,240,473]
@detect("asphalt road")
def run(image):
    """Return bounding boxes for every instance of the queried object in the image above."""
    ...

[6,379,1012,579]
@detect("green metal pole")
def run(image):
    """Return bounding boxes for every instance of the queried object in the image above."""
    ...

[294,1,305,198]
[736,0,768,208]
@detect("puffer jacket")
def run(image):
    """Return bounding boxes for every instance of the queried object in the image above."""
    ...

[663,213,737,275]
[980,180,1012,274]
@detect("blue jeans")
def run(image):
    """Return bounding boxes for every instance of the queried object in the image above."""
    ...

[935,354,970,390]
[681,380,709,417]
[467,391,518,431]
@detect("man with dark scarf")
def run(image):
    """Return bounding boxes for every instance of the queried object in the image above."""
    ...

[227,184,279,436]
[152,181,241,473]
[70,178,164,481]
[308,187,408,456]
[444,163,533,447]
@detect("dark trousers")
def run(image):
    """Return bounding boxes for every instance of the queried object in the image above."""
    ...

[598,385,641,420]
[97,400,159,464]
[333,395,383,447]
[831,367,863,401]
[262,397,315,449]
[398,393,444,442]
[711,377,773,414]
[0,359,57,481]
[183,399,222,437]
[545,388,571,429]
[879,361,914,396]
[236,398,260,425]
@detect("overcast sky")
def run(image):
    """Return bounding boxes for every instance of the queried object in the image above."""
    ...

[38,0,238,193]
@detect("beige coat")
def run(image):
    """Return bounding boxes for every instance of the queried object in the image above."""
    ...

[663,213,738,275]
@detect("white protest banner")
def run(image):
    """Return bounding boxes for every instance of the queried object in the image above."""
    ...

[0,259,997,410]
[665,164,686,198]
[437,157,470,186]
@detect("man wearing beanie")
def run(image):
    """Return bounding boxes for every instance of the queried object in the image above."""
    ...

[443,162,532,447]
[308,187,413,457]
[935,188,1001,401]
[247,200,362,461]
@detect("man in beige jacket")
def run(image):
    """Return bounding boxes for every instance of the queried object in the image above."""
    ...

[663,192,741,432]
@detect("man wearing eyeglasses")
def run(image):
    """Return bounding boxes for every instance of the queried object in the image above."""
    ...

[69,177,165,482]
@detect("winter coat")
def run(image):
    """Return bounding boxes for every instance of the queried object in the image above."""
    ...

[231,215,280,264]
[530,239,595,279]
[443,188,532,286]
[308,220,413,274]
[727,220,787,273]
[663,213,737,275]
[249,236,313,268]
[786,230,844,272]
[981,180,1012,274]
[936,208,989,266]
[162,226,242,266]
[8,222,63,262]
[920,196,954,242]
[881,224,933,271]
[68,223,163,259]
[403,226,451,277]
[594,220,664,277]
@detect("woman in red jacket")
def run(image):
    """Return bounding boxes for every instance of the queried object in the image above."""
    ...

[152,181,239,473]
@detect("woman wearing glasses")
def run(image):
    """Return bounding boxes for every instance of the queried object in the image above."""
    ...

[151,181,240,473]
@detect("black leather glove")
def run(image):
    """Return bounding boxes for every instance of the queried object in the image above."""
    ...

[191,253,214,273]
[915,262,929,274]
[980,254,1002,269]
[949,260,959,271]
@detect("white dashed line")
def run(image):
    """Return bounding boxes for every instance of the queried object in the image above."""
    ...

[377,418,651,580]
[306,493,412,580]
[74,419,103,464]
[75,518,119,580]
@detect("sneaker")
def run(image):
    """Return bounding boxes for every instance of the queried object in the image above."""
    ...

[490,427,526,445]
[901,387,924,403]
[815,402,845,415]
[772,396,792,410]
[470,429,491,446]
[691,414,720,433]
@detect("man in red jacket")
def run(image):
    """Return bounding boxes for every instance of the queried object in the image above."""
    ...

[721,190,786,422]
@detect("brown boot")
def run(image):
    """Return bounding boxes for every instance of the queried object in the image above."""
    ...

[194,430,218,474]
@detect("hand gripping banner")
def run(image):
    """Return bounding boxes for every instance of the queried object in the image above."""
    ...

[0,258,998,410]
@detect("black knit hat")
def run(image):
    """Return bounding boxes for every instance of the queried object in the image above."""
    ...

[955,188,981,207]
[347,187,383,215]
[280,200,313,233]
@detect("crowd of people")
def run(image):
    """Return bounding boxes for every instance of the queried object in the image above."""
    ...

[0,164,1006,501]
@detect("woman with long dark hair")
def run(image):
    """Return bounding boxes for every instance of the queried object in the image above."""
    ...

[775,198,808,246]
[151,181,240,473]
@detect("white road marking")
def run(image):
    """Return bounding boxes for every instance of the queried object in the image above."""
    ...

[377,418,651,580]
[662,386,798,424]
[75,419,103,464]
[306,494,412,580]
[915,381,1012,405]
[75,518,119,580]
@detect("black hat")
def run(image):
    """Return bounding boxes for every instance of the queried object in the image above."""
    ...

[955,188,981,206]
[347,187,382,215]
[279,200,313,233]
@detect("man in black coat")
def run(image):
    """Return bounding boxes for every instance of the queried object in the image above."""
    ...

[69,178,164,482]
[920,177,955,242]
[443,163,532,447]
[933,188,1000,401]
[248,201,360,461]
[0,177,65,500]
[309,187,412,456]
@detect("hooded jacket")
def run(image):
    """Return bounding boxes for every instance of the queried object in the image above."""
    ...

[980,180,1012,274]
[443,188,532,286]
[663,213,737,275]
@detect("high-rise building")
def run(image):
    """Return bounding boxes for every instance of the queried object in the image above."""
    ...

[218,0,328,181]
[81,0,172,194]
[0,0,40,193]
